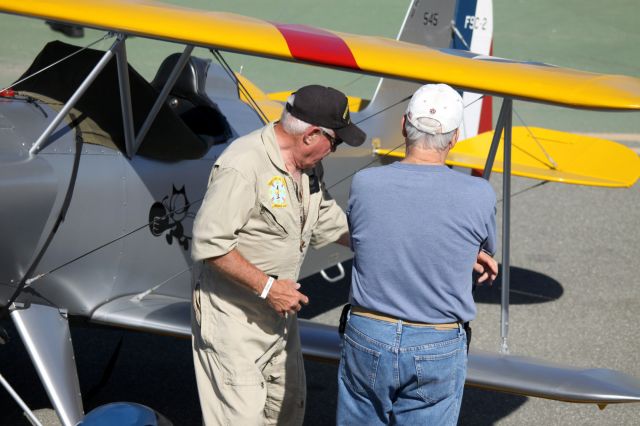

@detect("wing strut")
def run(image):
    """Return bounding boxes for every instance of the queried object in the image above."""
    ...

[0,373,43,426]
[481,98,513,353]
[29,35,121,155]
[134,44,195,153]
[11,304,83,426]
[27,33,196,159]
[114,34,135,158]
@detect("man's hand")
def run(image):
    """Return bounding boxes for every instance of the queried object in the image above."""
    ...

[335,232,351,248]
[474,250,498,285]
[266,279,309,316]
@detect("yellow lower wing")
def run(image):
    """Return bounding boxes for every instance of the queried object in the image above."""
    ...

[375,127,640,188]
[235,74,284,122]
[234,84,368,122]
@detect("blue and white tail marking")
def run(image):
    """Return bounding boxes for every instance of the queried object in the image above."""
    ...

[453,0,494,139]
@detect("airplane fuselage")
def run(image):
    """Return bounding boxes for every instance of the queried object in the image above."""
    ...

[0,61,265,315]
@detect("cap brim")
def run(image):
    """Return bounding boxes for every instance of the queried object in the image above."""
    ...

[335,123,366,147]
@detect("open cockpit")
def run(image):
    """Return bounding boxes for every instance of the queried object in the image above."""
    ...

[10,41,235,161]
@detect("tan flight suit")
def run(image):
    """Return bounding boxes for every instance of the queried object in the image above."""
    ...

[191,122,347,426]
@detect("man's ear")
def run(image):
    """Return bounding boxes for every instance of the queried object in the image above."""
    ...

[303,127,316,145]
[449,128,460,149]
[401,115,407,138]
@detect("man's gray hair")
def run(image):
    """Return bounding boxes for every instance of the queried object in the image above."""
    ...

[280,94,335,137]
[405,117,456,151]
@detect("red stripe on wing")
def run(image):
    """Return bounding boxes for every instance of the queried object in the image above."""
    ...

[273,23,359,70]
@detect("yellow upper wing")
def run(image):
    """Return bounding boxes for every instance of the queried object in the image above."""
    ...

[1,0,640,111]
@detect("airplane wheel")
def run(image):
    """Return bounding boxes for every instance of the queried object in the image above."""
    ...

[82,402,172,426]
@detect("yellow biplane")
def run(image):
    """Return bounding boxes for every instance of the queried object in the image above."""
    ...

[0,0,638,424]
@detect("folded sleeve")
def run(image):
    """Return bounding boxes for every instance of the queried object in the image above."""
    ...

[191,165,256,261]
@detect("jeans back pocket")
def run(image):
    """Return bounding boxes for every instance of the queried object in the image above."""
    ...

[414,340,464,405]
[340,333,381,397]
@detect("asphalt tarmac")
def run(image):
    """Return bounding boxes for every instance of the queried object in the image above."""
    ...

[0,0,639,425]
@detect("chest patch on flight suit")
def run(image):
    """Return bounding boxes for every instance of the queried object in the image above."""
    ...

[268,176,288,208]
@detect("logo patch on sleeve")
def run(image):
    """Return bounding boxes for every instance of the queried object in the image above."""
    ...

[268,176,288,208]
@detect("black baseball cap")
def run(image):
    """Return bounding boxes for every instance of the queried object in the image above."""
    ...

[285,85,366,147]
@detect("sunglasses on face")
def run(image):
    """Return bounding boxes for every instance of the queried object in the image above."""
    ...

[317,128,342,152]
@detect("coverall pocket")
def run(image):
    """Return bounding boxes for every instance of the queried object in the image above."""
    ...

[259,202,289,237]
[192,282,202,327]
[221,365,268,424]
[224,371,265,387]
[193,276,218,352]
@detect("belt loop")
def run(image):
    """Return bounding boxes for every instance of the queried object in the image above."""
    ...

[458,322,463,337]
[396,320,402,335]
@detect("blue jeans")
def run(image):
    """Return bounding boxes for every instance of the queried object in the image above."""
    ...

[337,313,467,425]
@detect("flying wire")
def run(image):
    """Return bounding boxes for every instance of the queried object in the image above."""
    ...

[1,113,85,314]
[339,75,366,90]
[326,93,487,191]
[6,83,404,282]
[0,33,114,93]
[130,266,193,302]
[0,33,118,304]
[26,89,496,275]
[19,198,205,288]
[210,49,269,124]
[496,180,548,205]
[18,91,468,280]
[16,92,411,276]
[3,47,247,290]
[513,108,558,169]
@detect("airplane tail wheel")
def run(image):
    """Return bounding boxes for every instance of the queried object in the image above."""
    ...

[82,402,172,426]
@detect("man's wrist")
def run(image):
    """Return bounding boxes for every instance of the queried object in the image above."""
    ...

[259,276,275,299]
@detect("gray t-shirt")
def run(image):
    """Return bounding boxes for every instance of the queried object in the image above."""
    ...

[347,163,496,323]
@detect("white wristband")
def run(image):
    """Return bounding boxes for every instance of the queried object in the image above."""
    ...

[259,276,275,299]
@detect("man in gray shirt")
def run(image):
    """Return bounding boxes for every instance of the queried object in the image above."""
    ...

[337,84,497,425]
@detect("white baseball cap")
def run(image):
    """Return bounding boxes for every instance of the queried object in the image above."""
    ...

[405,84,463,135]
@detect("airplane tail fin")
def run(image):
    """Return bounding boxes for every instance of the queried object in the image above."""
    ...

[453,0,494,139]
[361,0,493,147]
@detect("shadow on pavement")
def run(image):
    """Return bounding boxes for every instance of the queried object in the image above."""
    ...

[474,265,563,305]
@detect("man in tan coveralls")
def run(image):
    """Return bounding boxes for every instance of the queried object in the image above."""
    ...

[191,85,366,425]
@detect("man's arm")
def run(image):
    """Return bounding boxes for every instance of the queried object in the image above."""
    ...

[193,165,307,316]
[207,249,309,316]
[474,183,499,285]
